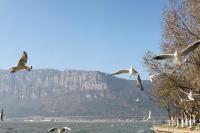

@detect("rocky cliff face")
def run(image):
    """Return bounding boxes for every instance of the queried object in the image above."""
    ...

[0,69,165,118]
[0,70,109,99]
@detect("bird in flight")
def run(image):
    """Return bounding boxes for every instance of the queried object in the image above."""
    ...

[111,66,144,91]
[9,51,32,73]
[153,40,200,67]
[143,110,151,121]
[0,109,3,121]
[48,127,71,133]
[149,73,162,82]
[180,89,200,101]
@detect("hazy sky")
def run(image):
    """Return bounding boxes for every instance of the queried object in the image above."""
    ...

[0,0,167,79]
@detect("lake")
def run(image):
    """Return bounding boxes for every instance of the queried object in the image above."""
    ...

[0,121,154,133]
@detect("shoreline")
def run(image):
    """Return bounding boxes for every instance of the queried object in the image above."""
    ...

[151,125,200,133]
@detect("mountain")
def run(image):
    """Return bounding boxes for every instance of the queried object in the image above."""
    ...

[0,69,166,118]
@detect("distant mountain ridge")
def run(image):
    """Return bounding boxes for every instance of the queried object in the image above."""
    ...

[0,69,166,118]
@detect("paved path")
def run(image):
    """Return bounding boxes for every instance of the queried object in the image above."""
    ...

[152,125,200,133]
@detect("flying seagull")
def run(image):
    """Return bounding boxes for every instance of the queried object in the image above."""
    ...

[143,110,151,121]
[180,89,200,101]
[9,51,32,73]
[48,127,71,133]
[149,73,161,82]
[153,40,200,66]
[136,98,140,102]
[0,109,3,121]
[111,66,144,91]
[180,99,191,103]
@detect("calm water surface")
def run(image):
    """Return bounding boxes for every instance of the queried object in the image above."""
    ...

[0,121,154,133]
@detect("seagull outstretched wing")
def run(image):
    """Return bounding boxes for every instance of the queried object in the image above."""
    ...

[180,89,189,95]
[63,127,71,131]
[111,70,129,75]
[48,128,59,132]
[153,54,174,60]
[180,40,200,56]
[193,93,200,96]
[17,51,28,66]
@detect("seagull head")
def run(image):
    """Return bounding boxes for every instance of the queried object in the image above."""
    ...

[129,65,135,77]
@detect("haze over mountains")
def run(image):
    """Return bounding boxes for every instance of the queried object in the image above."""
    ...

[0,69,166,118]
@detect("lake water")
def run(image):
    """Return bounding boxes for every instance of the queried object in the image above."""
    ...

[0,121,154,133]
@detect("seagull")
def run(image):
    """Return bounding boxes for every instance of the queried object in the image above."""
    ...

[48,127,71,133]
[180,99,190,103]
[153,40,200,67]
[149,73,161,82]
[178,93,190,103]
[9,51,32,73]
[136,98,140,102]
[183,57,191,66]
[0,109,3,121]
[180,89,200,101]
[111,66,144,91]
[144,110,151,121]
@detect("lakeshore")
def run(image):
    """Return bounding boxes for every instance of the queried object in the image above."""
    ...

[152,125,200,133]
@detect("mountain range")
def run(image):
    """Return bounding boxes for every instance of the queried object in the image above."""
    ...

[0,69,166,118]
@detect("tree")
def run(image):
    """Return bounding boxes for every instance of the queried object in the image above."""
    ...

[143,0,200,127]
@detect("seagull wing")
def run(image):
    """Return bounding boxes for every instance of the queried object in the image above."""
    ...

[17,51,28,66]
[149,73,161,82]
[193,93,200,96]
[48,128,58,132]
[149,75,153,82]
[180,40,200,56]
[63,127,71,131]
[180,89,189,95]
[153,54,174,60]
[111,70,129,75]
[136,74,144,91]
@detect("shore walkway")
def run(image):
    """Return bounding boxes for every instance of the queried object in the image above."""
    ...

[152,125,200,133]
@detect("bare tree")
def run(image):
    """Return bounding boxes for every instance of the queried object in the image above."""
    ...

[143,0,200,127]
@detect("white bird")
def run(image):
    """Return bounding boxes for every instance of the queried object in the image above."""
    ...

[149,73,161,82]
[180,89,200,101]
[48,127,71,133]
[0,109,3,121]
[111,66,144,91]
[180,99,191,103]
[144,110,151,121]
[136,98,140,102]
[153,40,200,67]
[9,51,32,73]
[184,57,190,64]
